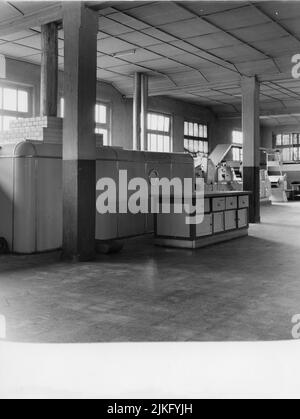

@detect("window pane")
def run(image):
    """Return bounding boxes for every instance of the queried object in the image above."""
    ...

[18,90,28,113]
[292,134,299,145]
[204,142,208,154]
[189,122,194,137]
[96,128,108,146]
[164,136,170,152]
[3,88,17,111]
[283,134,290,146]
[184,122,189,136]
[199,125,204,138]
[233,130,243,145]
[283,148,290,161]
[164,117,170,133]
[157,115,164,132]
[194,123,199,138]
[276,134,282,146]
[0,88,2,109]
[60,98,64,118]
[184,139,189,151]
[95,104,107,124]
[203,125,208,138]
[150,114,158,131]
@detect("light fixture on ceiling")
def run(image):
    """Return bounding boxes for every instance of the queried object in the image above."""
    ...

[112,49,137,58]
[0,54,6,79]
[275,10,279,16]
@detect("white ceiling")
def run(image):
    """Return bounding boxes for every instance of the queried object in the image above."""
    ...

[1,1,300,124]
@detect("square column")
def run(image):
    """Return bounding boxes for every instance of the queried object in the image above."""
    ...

[62,2,98,261]
[40,22,58,117]
[133,72,148,150]
[242,76,261,224]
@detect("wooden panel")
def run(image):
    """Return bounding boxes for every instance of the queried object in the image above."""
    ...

[212,197,226,212]
[226,196,238,210]
[204,198,210,213]
[225,210,237,231]
[196,214,213,237]
[157,213,190,238]
[213,212,224,233]
[238,209,248,228]
[238,195,249,208]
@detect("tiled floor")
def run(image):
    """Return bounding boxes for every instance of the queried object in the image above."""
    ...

[1,202,300,343]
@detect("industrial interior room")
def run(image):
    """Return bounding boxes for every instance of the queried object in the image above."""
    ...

[1,0,300,344]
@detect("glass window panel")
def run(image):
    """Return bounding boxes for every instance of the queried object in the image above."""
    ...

[3,88,17,111]
[95,104,106,124]
[164,117,170,133]
[283,134,290,145]
[184,122,189,136]
[184,139,189,151]
[292,134,299,145]
[276,134,282,146]
[233,130,243,145]
[0,88,3,109]
[151,114,158,131]
[157,115,164,132]
[283,148,291,161]
[17,90,28,113]
[199,125,204,138]
[203,125,208,138]
[194,123,199,138]
[95,128,108,145]
[157,135,163,152]
[189,122,194,137]
[163,136,169,152]
[204,142,208,154]
[60,98,64,118]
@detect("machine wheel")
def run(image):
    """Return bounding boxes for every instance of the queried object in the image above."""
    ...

[0,238,9,255]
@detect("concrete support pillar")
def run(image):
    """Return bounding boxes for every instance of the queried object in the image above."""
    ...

[242,76,261,224]
[133,73,142,150]
[141,73,148,151]
[133,72,148,150]
[40,22,58,117]
[62,2,98,261]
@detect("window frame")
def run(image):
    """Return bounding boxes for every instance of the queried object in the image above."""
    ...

[274,132,300,164]
[146,111,173,153]
[0,81,32,132]
[184,120,209,155]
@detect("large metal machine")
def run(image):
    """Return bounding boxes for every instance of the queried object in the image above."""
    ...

[261,148,288,203]
[0,141,194,254]
[194,144,243,192]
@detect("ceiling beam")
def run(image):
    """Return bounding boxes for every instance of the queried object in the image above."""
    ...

[106,6,240,76]
[249,2,300,44]
[0,3,62,37]
[175,2,282,74]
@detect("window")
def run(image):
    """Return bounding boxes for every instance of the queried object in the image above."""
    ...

[184,121,208,155]
[60,98,111,146]
[275,133,300,162]
[147,112,172,153]
[232,130,243,145]
[232,130,243,162]
[0,84,30,132]
[95,103,111,146]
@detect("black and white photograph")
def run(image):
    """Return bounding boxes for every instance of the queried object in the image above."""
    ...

[0,0,300,400]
